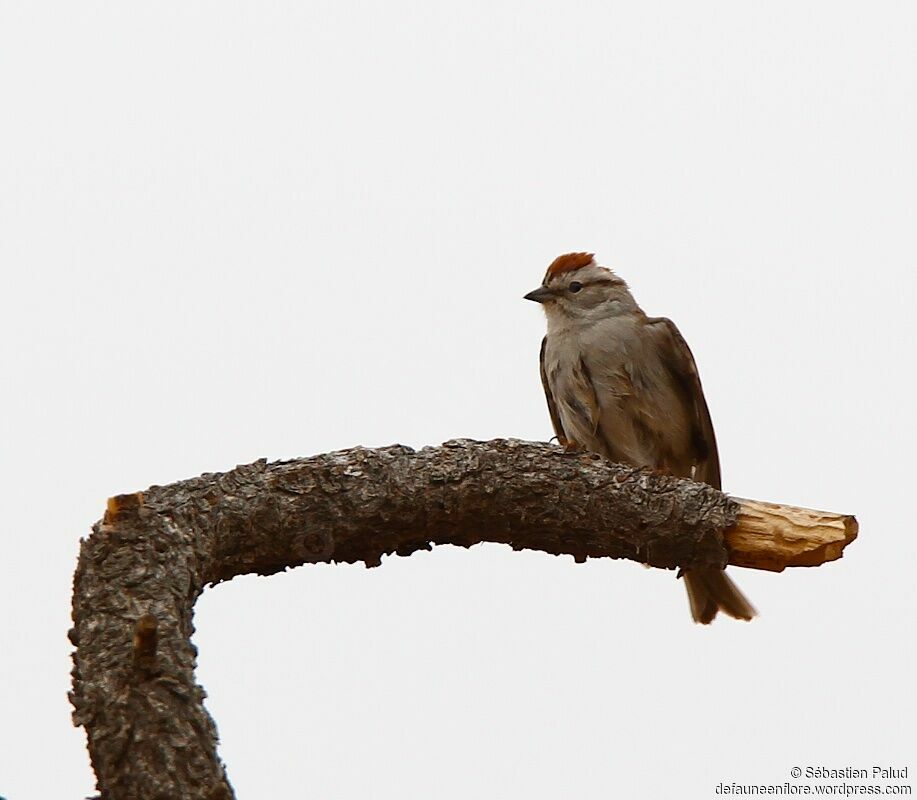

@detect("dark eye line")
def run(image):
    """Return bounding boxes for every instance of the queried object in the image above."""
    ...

[568,278,618,292]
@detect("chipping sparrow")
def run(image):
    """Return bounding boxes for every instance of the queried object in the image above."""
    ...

[525,252,755,623]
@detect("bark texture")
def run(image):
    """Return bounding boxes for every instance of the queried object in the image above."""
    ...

[69,438,855,799]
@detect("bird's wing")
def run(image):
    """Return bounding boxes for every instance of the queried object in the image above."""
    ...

[539,336,567,442]
[644,317,721,490]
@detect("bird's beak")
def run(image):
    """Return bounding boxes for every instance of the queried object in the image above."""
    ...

[524,286,555,304]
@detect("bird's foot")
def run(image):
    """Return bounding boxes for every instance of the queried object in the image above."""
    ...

[559,437,582,453]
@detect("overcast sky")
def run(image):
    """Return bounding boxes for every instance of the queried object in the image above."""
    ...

[2,2,915,798]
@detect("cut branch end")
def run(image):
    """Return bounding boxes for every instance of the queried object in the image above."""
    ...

[725,498,858,572]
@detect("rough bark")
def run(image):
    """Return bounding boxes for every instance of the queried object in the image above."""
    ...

[69,438,857,799]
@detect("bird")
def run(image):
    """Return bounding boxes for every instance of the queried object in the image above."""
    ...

[524,252,755,623]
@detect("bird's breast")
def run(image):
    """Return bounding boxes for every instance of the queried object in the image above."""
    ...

[543,316,693,471]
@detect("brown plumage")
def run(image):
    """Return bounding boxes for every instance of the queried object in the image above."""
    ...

[526,253,755,624]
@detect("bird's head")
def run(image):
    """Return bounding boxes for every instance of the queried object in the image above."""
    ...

[524,252,637,324]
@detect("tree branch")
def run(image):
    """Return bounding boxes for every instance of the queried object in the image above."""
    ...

[69,438,857,799]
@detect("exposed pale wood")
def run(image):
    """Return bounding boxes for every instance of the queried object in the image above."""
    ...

[725,498,858,572]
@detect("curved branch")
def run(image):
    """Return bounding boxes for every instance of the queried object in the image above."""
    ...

[69,438,857,799]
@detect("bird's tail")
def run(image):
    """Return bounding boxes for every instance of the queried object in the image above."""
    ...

[683,568,756,624]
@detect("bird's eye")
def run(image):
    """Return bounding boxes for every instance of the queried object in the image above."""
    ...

[568,281,583,293]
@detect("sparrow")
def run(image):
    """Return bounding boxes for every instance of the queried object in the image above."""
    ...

[525,252,755,623]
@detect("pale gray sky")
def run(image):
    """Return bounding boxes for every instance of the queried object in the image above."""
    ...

[2,2,915,798]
